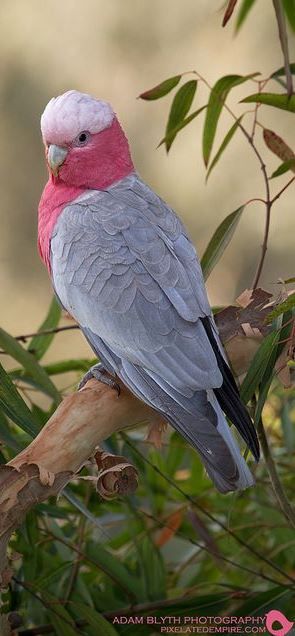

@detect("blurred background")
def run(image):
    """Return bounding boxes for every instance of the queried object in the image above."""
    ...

[0,0,294,364]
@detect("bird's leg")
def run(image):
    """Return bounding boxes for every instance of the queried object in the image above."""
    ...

[78,362,120,396]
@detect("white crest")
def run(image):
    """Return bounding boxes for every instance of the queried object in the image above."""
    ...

[41,90,115,144]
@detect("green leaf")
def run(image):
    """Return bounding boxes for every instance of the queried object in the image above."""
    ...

[271,158,295,178]
[201,206,244,280]
[242,92,295,113]
[282,0,295,32]
[0,327,60,402]
[240,330,280,404]
[202,73,258,166]
[0,362,38,436]
[139,537,166,601]
[39,590,78,636]
[206,117,242,180]
[271,63,295,89]
[0,409,22,451]
[43,359,93,376]
[49,614,78,636]
[73,603,119,636]
[281,401,295,453]
[236,585,292,615]
[86,541,140,601]
[139,75,182,100]
[158,106,206,150]
[235,0,257,32]
[165,80,198,151]
[28,296,61,360]
[266,292,295,322]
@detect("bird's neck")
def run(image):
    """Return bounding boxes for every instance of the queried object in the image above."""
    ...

[38,119,135,273]
[38,180,84,272]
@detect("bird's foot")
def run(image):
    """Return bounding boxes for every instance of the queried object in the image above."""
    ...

[78,363,120,396]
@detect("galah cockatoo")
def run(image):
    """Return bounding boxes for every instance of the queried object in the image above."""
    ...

[38,90,259,493]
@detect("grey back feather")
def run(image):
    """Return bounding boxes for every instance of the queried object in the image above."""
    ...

[50,173,253,492]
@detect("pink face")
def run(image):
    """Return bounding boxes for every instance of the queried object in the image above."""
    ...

[41,90,134,190]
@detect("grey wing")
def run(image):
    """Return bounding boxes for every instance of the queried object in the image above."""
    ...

[51,176,222,395]
[50,176,253,492]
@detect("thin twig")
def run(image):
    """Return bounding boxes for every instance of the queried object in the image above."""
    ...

[12,577,84,633]
[271,176,295,205]
[257,418,295,529]
[272,0,293,97]
[139,508,287,588]
[194,70,272,289]
[15,325,80,343]
[63,485,91,603]
[122,434,295,586]
[251,200,272,290]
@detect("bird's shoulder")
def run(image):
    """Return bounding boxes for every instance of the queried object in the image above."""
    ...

[50,173,210,320]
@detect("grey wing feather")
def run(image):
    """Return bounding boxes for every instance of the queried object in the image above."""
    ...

[50,174,254,492]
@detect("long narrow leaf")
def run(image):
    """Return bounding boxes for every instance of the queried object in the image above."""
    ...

[271,159,295,178]
[202,73,258,166]
[139,75,182,100]
[206,117,242,180]
[73,603,119,636]
[201,206,244,280]
[235,0,257,32]
[0,327,60,402]
[28,296,61,360]
[165,79,197,151]
[240,330,280,404]
[0,362,38,436]
[86,541,141,601]
[282,0,295,32]
[242,92,295,113]
[266,292,295,322]
[158,106,206,150]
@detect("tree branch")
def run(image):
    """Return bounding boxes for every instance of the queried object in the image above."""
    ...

[0,288,294,589]
[0,379,159,586]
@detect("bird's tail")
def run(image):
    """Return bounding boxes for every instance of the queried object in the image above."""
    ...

[202,391,254,492]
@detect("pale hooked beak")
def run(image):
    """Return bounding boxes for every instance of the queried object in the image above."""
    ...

[47,144,68,176]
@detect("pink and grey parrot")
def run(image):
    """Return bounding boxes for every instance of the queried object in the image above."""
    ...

[38,90,259,493]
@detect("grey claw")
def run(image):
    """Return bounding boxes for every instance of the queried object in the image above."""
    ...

[78,363,120,396]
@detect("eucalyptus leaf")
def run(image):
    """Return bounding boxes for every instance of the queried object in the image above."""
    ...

[203,73,258,166]
[206,117,242,179]
[139,75,182,100]
[0,361,38,436]
[165,79,197,151]
[201,206,244,280]
[235,0,257,32]
[28,296,61,360]
[242,92,295,113]
[73,603,119,636]
[0,327,60,402]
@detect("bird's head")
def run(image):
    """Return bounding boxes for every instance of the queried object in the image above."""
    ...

[41,90,134,189]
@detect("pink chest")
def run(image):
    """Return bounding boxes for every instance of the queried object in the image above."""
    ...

[38,179,84,272]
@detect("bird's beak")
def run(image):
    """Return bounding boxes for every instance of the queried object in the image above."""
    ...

[47,144,68,177]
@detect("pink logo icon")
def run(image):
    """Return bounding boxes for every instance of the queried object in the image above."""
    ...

[265,610,294,636]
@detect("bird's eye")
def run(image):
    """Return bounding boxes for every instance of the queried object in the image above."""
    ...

[75,131,90,146]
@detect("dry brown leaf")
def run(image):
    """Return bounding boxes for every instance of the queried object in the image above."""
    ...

[240,323,262,338]
[222,0,238,27]
[145,418,168,449]
[155,508,184,547]
[263,129,295,166]
[236,289,255,308]
[215,288,271,346]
